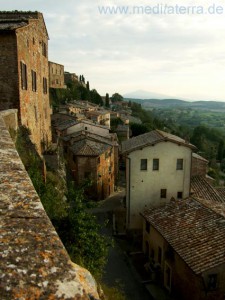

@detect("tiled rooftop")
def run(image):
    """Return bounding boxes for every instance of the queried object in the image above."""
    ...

[0,110,99,299]
[142,197,225,274]
[0,20,28,30]
[53,117,109,132]
[216,187,225,202]
[122,129,196,153]
[191,175,223,203]
[63,130,118,147]
[70,139,110,156]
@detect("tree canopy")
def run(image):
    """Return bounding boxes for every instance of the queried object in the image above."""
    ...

[111,93,123,102]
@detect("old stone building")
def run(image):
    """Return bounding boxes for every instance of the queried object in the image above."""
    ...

[0,11,52,153]
[49,61,65,89]
[67,134,116,200]
[64,71,79,84]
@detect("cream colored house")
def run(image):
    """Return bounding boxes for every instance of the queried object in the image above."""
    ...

[121,130,196,231]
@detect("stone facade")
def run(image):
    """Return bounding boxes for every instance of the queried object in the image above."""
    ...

[49,61,65,89]
[67,137,115,200]
[0,11,52,154]
[64,71,79,84]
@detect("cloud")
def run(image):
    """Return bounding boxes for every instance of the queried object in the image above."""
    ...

[0,0,225,99]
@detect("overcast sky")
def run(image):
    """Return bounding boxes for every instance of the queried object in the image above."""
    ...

[1,0,225,100]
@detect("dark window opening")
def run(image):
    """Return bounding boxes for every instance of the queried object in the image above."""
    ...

[31,70,37,92]
[177,192,183,199]
[42,41,47,57]
[153,158,159,170]
[20,61,27,90]
[177,159,183,170]
[161,189,167,198]
[43,77,48,94]
[140,159,147,170]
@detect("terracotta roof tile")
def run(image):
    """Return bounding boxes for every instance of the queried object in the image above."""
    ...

[70,139,110,156]
[142,197,225,274]
[191,176,223,203]
[122,129,196,153]
[216,187,225,202]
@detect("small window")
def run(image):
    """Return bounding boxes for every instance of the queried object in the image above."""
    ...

[140,159,147,170]
[153,158,159,170]
[146,221,150,233]
[43,77,48,94]
[97,157,100,164]
[20,61,27,90]
[177,192,183,199]
[85,126,88,130]
[177,159,183,170]
[161,189,167,198]
[42,41,47,57]
[31,70,37,92]
[34,106,38,122]
[208,274,218,290]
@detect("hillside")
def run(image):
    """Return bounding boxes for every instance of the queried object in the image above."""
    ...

[124,98,225,111]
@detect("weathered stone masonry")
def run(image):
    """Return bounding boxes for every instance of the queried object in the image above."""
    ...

[0,12,52,154]
[0,110,100,299]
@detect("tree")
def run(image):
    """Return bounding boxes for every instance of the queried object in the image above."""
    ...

[111,93,123,103]
[90,89,103,106]
[217,139,224,162]
[86,81,90,91]
[105,93,110,107]
[130,123,149,137]
[56,184,110,277]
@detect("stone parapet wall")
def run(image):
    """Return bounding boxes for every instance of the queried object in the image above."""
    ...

[0,110,100,300]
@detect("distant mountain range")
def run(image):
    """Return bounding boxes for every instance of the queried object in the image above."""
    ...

[123,90,187,100]
[123,90,225,110]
